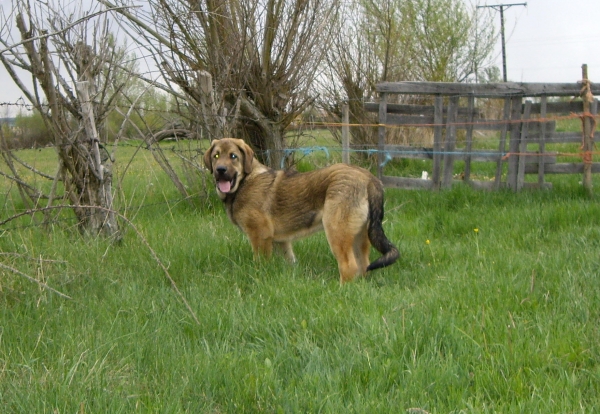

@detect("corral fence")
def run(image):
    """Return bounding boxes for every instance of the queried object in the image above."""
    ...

[362,75,600,191]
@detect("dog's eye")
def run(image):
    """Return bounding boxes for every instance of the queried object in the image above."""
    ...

[230,153,238,160]
[214,153,219,159]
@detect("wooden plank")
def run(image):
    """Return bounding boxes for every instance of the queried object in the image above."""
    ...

[527,100,585,114]
[525,163,600,174]
[377,93,387,179]
[385,113,486,127]
[432,95,443,189]
[517,100,533,191]
[464,95,475,181]
[342,104,349,164]
[495,97,511,189]
[469,180,551,190]
[381,175,434,190]
[442,96,459,188]
[383,114,555,135]
[507,96,523,190]
[364,102,481,117]
[383,145,433,160]
[582,65,593,195]
[469,118,551,132]
[383,145,554,163]
[385,114,436,126]
[529,131,580,144]
[366,99,595,118]
[376,81,600,97]
[382,175,552,190]
[538,96,548,186]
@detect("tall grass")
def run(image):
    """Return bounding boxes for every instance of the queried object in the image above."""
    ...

[1,141,599,412]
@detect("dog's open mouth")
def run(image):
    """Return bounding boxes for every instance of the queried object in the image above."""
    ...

[217,176,236,193]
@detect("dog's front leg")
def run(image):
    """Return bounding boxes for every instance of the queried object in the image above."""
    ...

[242,217,275,260]
[246,230,274,259]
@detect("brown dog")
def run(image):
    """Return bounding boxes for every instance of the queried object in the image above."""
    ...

[204,138,399,283]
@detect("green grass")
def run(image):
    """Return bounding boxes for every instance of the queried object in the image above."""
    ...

[1,139,600,412]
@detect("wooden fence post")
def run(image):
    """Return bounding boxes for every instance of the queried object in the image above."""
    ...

[442,95,459,188]
[464,95,475,182]
[582,64,593,196]
[342,104,350,164]
[507,95,523,191]
[538,96,548,187]
[432,95,443,189]
[495,97,511,189]
[517,100,532,191]
[377,93,388,178]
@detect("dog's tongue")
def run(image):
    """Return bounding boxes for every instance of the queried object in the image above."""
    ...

[218,180,232,193]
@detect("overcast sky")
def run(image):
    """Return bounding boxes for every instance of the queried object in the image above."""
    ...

[1,0,599,114]
[485,0,600,82]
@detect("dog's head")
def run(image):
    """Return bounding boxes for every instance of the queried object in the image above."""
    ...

[203,138,254,195]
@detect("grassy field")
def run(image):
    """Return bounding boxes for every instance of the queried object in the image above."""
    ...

[1,136,600,412]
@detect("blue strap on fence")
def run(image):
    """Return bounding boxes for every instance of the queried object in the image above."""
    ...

[379,152,393,168]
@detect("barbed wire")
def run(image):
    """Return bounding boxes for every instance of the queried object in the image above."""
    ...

[2,95,598,227]
[0,194,203,233]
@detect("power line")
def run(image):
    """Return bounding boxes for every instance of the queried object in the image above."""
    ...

[477,3,527,82]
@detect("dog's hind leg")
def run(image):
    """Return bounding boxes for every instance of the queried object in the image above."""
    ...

[353,225,371,275]
[323,199,369,283]
[324,221,360,283]
[275,241,296,263]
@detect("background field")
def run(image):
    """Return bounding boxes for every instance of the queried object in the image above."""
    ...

[1,133,600,413]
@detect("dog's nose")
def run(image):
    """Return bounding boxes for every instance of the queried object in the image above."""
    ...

[216,166,227,175]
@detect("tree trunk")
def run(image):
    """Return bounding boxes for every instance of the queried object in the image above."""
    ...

[3,11,124,238]
[237,94,285,169]
[74,81,119,238]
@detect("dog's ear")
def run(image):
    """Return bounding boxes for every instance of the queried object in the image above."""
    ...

[204,140,218,170]
[236,140,255,174]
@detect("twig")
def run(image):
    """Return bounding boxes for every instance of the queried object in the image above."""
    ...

[0,262,71,299]
[0,6,137,55]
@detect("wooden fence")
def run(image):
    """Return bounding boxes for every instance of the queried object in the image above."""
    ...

[365,80,600,191]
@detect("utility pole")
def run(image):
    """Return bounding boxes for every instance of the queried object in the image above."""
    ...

[477,3,527,82]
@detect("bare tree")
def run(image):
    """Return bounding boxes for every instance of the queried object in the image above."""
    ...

[99,0,339,168]
[320,0,497,148]
[0,1,131,237]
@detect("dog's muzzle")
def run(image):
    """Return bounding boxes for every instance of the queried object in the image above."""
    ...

[215,166,237,193]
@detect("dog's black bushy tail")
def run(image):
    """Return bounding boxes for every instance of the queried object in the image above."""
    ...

[366,179,400,271]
